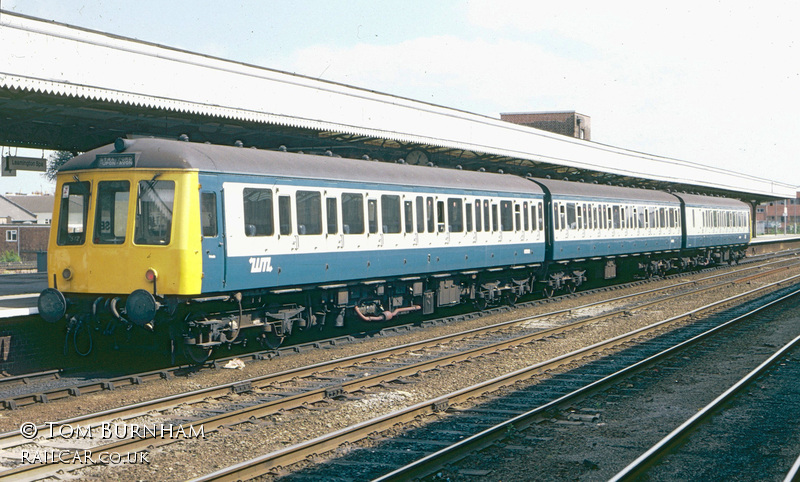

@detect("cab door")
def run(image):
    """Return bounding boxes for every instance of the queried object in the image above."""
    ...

[200,183,226,292]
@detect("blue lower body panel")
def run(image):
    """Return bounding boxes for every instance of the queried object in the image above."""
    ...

[221,243,546,292]
[686,233,750,249]
[552,236,680,261]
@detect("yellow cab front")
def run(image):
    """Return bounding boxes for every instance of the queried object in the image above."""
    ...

[48,168,203,298]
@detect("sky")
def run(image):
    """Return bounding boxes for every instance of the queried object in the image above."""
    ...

[1,0,798,195]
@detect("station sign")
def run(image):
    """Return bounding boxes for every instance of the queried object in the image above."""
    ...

[2,156,47,176]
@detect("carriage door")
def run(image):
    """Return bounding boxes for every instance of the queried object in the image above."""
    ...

[200,183,226,292]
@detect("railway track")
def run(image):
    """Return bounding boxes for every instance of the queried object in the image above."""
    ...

[2,256,796,411]
[192,278,800,481]
[611,313,800,481]
[1,259,798,480]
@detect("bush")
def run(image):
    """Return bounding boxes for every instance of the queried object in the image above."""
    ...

[0,250,21,262]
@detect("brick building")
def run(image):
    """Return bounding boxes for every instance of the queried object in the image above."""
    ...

[0,194,54,262]
[500,111,591,140]
[755,192,800,234]
[0,225,50,262]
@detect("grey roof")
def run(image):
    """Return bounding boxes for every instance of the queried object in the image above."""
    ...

[63,138,545,196]
[672,192,750,209]
[0,195,37,222]
[532,178,680,204]
[5,195,55,213]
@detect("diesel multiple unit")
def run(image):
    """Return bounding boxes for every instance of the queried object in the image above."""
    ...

[37,138,751,362]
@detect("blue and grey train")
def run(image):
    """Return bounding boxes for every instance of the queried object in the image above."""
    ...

[37,138,751,361]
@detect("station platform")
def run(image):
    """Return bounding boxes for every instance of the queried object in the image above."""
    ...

[750,234,800,244]
[0,273,46,319]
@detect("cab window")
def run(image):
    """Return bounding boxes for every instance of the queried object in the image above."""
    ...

[57,181,91,246]
[94,181,130,244]
[134,179,175,245]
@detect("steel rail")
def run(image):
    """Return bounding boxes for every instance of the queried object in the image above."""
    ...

[0,369,60,388]
[377,286,800,482]
[785,452,800,482]
[610,321,800,481]
[1,256,793,411]
[1,267,797,481]
[190,277,800,482]
[2,259,793,451]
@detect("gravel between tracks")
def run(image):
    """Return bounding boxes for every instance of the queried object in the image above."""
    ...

[3,264,798,480]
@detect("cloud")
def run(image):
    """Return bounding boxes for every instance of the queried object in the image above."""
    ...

[284,2,799,186]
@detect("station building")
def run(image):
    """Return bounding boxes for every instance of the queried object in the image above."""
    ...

[501,111,591,141]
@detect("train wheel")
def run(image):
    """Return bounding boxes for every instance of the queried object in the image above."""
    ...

[181,313,214,364]
[183,344,212,365]
[473,298,490,311]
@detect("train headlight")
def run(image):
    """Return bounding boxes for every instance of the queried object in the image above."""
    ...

[145,268,158,282]
[38,288,67,323]
[125,289,160,328]
[62,268,73,281]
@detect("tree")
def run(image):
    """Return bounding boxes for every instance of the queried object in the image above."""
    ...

[45,151,74,182]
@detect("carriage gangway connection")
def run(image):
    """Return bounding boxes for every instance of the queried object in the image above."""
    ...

[1,234,799,321]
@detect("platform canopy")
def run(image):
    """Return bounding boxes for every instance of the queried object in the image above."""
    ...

[0,10,794,203]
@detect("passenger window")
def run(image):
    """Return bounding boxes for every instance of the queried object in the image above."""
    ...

[538,202,544,231]
[326,197,338,235]
[582,204,588,229]
[553,202,561,230]
[466,202,473,232]
[492,204,499,232]
[404,200,414,233]
[426,197,435,233]
[57,181,91,246]
[381,195,401,233]
[448,198,463,232]
[523,202,529,231]
[201,192,218,238]
[416,196,425,233]
[134,180,175,245]
[566,203,577,230]
[243,188,273,236]
[368,199,378,234]
[95,181,130,244]
[437,200,445,233]
[613,205,621,229]
[296,191,322,235]
[483,200,490,232]
[500,201,513,232]
[475,201,482,232]
[279,195,292,235]
[341,193,364,234]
